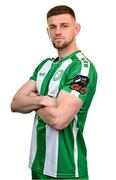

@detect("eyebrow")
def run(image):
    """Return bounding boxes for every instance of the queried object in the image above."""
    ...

[48,24,56,27]
[48,23,69,27]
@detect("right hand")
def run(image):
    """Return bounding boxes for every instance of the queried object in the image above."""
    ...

[42,96,57,107]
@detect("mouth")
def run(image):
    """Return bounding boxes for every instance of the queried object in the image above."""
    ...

[54,38,64,42]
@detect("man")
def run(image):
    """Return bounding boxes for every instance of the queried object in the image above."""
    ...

[11,5,97,180]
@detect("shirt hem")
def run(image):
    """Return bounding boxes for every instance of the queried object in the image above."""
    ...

[29,166,88,179]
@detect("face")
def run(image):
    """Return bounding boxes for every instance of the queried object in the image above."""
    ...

[47,14,80,50]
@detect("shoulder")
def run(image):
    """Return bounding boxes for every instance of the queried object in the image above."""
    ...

[34,57,54,70]
[30,57,54,81]
[66,52,97,85]
[37,57,54,66]
[76,52,98,86]
[72,51,97,75]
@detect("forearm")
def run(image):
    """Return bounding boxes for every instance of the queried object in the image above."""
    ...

[37,98,81,130]
[11,94,44,113]
[11,93,57,114]
[37,105,69,130]
[37,107,59,128]
[36,91,83,130]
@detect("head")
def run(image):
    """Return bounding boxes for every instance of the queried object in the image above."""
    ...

[47,5,81,50]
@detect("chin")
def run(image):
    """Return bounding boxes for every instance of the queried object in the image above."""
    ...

[53,42,68,50]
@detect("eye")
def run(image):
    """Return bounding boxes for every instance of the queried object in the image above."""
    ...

[64,25,69,27]
[61,24,69,28]
[49,25,56,30]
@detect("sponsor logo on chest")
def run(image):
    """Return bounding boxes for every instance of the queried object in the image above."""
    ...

[39,72,46,76]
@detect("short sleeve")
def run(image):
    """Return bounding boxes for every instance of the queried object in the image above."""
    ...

[61,59,97,102]
[30,66,39,81]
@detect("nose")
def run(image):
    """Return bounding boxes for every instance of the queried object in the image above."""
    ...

[55,26,62,35]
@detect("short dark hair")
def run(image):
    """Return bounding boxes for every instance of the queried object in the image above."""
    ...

[47,5,76,20]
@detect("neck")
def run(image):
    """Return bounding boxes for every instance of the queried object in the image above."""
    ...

[57,43,79,60]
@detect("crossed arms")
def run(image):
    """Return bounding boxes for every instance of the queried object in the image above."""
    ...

[11,80,83,130]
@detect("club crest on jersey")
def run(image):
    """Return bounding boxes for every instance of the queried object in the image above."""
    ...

[53,69,63,81]
[70,75,89,94]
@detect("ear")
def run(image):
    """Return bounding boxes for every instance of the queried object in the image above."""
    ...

[75,23,81,35]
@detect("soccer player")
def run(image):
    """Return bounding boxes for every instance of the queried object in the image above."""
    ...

[11,5,97,180]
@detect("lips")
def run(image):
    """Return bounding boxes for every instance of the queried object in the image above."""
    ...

[55,37,64,41]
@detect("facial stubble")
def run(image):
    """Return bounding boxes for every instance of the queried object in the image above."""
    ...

[52,37,74,50]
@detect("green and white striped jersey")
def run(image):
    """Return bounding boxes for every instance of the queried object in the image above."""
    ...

[29,50,97,178]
